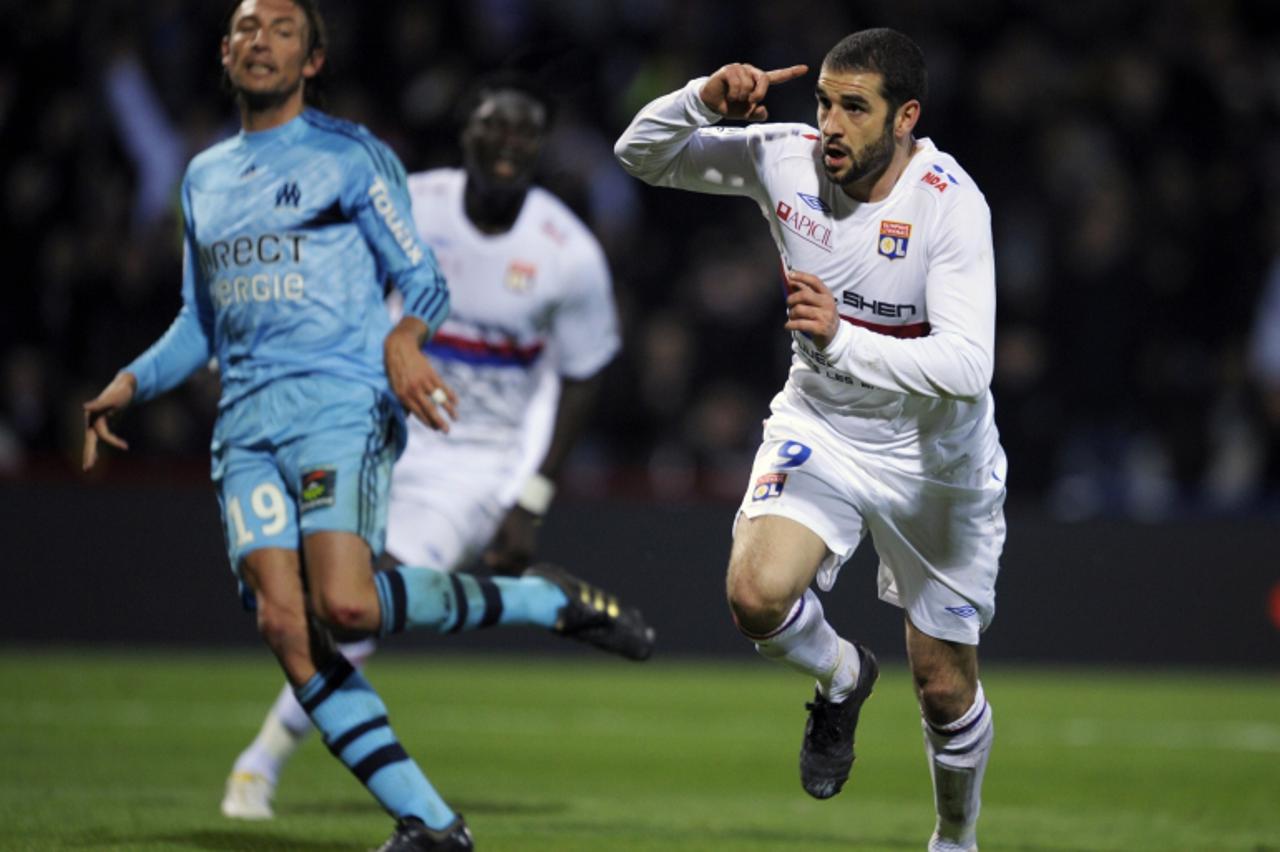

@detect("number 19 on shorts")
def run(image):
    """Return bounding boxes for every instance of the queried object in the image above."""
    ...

[226,482,289,546]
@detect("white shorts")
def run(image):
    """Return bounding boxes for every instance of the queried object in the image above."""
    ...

[736,405,1007,645]
[384,424,520,570]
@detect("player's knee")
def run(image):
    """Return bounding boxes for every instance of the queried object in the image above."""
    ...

[915,671,973,724]
[310,587,378,635]
[725,566,794,633]
[254,602,306,655]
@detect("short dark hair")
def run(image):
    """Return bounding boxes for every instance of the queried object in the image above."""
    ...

[822,28,927,114]
[456,70,557,130]
[225,0,328,106]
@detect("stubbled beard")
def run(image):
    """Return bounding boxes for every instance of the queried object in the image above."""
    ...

[235,76,302,112]
[829,118,894,186]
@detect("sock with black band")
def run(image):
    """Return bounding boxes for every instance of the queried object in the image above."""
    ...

[295,655,455,830]
[373,566,566,636]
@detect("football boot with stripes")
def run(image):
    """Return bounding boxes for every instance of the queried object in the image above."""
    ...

[523,563,655,661]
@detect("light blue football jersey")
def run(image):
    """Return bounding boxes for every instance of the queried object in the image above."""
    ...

[125,109,449,416]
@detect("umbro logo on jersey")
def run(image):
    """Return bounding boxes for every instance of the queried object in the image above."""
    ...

[878,221,911,260]
[797,192,831,213]
[276,181,302,207]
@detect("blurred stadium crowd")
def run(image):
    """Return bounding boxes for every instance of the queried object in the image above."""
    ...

[3,0,1280,518]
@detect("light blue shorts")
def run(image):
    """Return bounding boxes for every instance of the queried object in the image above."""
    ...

[211,375,402,577]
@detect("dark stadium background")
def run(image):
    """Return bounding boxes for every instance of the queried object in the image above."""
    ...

[1,1,1278,666]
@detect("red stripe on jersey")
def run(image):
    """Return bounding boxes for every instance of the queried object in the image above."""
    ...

[840,314,931,338]
[430,332,545,364]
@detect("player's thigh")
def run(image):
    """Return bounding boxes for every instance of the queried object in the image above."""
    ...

[731,423,867,598]
[213,445,300,575]
[385,478,504,570]
[282,411,399,559]
[302,530,378,609]
[387,429,513,569]
[728,514,829,607]
[868,470,1007,645]
[240,546,305,608]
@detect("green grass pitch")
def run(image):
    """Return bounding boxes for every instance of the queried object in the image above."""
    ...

[2,649,1278,851]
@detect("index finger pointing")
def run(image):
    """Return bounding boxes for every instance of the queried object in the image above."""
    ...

[765,64,809,85]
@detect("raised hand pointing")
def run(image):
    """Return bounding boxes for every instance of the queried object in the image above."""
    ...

[699,63,809,121]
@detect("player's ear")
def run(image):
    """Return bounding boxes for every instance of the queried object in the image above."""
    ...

[302,47,325,80]
[895,99,920,138]
[220,35,232,73]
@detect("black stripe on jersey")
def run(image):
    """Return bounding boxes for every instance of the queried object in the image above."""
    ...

[382,569,408,635]
[299,655,356,714]
[447,574,469,633]
[408,287,447,325]
[477,576,504,628]
[357,390,388,545]
[301,112,404,187]
[356,410,371,543]
[326,714,389,756]
[300,199,347,229]
[351,743,409,784]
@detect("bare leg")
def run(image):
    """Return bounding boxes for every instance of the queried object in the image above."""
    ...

[728,514,875,800]
[906,617,992,852]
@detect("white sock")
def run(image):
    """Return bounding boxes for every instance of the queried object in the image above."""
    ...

[749,589,860,699]
[232,639,379,783]
[924,683,993,851]
[231,686,305,784]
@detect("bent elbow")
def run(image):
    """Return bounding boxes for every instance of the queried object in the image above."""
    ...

[941,342,992,403]
[613,136,657,184]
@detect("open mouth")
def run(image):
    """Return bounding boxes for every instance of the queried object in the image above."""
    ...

[823,144,848,170]
[491,157,518,179]
[245,61,277,77]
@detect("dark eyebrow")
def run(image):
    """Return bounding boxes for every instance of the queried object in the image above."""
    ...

[814,86,869,108]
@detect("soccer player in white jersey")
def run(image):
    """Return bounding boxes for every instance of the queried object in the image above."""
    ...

[221,73,629,821]
[615,28,1004,852]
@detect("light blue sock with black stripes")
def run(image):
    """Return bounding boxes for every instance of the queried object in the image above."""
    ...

[295,656,455,829]
[373,567,567,635]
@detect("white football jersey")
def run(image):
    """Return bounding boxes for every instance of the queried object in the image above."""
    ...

[391,168,619,505]
[408,168,618,437]
[616,79,1003,482]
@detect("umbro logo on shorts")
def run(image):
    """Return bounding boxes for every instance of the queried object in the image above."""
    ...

[945,605,978,618]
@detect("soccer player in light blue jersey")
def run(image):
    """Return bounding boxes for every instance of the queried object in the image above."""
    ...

[81,3,651,850]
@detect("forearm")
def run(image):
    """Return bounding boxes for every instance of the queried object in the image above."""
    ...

[614,78,728,188]
[123,307,213,403]
[537,373,603,481]
[510,373,604,518]
[819,322,992,402]
[393,265,449,340]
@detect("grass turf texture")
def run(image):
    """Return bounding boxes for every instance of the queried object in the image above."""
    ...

[2,649,1278,851]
